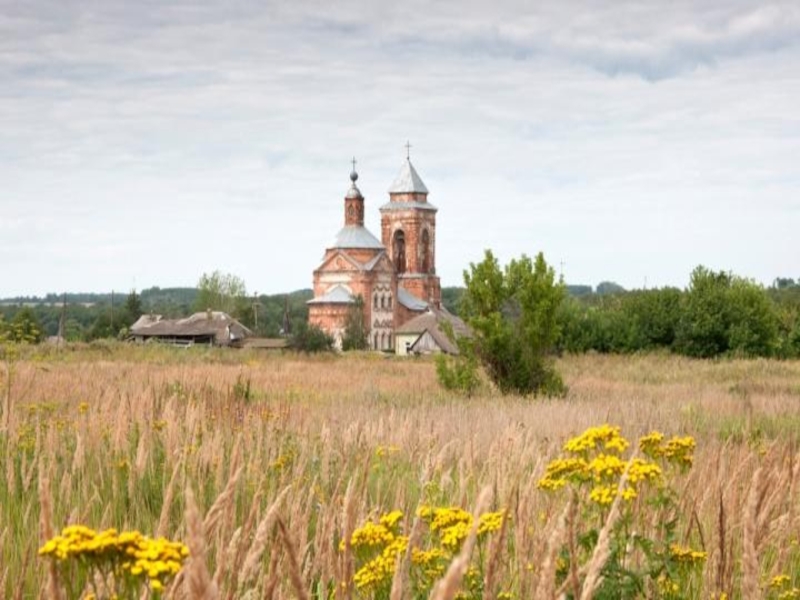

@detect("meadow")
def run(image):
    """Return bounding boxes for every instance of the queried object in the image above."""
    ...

[2,344,800,599]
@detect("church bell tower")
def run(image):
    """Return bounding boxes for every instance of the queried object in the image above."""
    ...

[380,145,441,308]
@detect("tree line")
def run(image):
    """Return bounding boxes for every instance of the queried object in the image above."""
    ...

[557,267,800,358]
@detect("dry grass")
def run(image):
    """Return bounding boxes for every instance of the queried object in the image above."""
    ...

[2,344,800,598]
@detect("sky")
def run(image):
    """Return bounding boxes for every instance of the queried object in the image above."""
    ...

[1,0,799,297]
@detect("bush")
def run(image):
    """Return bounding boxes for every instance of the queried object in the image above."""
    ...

[289,322,334,353]
[675,266,779,358]
[460,250,566,397]
[434,323,481,396]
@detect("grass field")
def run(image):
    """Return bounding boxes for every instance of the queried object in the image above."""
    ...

[2,344,800,599]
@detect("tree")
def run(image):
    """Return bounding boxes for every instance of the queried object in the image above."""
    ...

[459,250,566,397]
[596,281,626,295]
[125,290,143,322]
[6,307,44,343]
[341,296,369,351]
[675,266,779,358]
[194,271,248,318]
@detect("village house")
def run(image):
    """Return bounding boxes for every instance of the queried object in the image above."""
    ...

[308,151,467,353]
[129,311,252,347]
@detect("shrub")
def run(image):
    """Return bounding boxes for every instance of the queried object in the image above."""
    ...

[460,250,565,397]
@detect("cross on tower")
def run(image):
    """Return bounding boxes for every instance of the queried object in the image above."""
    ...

[351,157,357,172]
[405,141,412,160]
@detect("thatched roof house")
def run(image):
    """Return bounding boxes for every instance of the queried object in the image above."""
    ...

[130,311,252,347]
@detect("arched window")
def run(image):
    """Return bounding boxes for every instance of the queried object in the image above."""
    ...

[381,294,386,309]
[421,229,431,273]
[381,332,387,350]
[393,230,406,274]
[373,332,379,350]
[387,294,392,309]
[374,294,379,309]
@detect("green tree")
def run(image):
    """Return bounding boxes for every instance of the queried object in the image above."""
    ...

[125,290,143,321]
[194,271,248,318]
[341,296,369,351]
[459,250,566,397]
[7,307,44,343]
[675,266,779,358]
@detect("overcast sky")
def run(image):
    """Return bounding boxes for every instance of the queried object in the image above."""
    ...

[2,0,798,297]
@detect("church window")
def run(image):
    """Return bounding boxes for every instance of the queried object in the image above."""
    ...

[421,229,431,273]
[393,230,406,273]
[373,331,379,350]
[374,294,379,309]
[388,294,392,309]
[381,332,387,350]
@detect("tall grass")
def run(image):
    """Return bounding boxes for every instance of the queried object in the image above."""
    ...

[2,344,800,598]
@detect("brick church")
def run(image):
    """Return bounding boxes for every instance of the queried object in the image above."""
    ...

[308,151,465,352]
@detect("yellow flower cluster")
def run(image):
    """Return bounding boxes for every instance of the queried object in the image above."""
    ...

[563,424,630,455]
[539,426,693,506]
[772,575,792,589]
[669,544,707,565]
[38,525,188,593]
[418,506,473,550]
[346,520,398,551]
[537,458,591,490]
[375,445,400,458]
[411,547,448,579]
[770,574,800,600]
[477,510,505,536]
[353,536,409,590]
[639,432,696,467]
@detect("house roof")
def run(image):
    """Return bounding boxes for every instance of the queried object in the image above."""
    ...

[331,225,384,249]
[307,284,355,304]
[397,308,471,355]
[388,159,429,194]
[130,311,252,344]
[397,287,429,311]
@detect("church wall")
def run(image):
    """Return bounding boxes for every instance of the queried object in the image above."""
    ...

[308,304,350,349]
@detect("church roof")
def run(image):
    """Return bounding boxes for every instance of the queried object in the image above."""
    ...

[379,200,437,212]
[388,159,429,194]
[331,225,385,250]
[397,287,429,311]
[307,285,355,304]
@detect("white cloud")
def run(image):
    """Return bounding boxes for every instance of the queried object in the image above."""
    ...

[0,0,798,296]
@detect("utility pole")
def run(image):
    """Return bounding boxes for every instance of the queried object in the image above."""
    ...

[58,293,66,346]
[110,290,114,332]
[252,292,259,330]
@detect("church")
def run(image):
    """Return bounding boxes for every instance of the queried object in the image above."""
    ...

[308,151,467,353]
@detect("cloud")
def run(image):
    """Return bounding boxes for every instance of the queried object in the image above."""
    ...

[0,0,798,295]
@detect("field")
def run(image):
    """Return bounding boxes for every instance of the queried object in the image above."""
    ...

[2,345,800,599]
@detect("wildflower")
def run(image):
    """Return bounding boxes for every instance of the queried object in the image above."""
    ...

[669,544,707,565]
[352,536,408,590]
[638,431,665,457]
[537,457,590,490]
[771,574,791,589]
[589,485,615,506]
[38,525,188,593]
[78,401,89,414]
[477,510,505,535]
[379,510,403,529]
[564,424,629,455]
